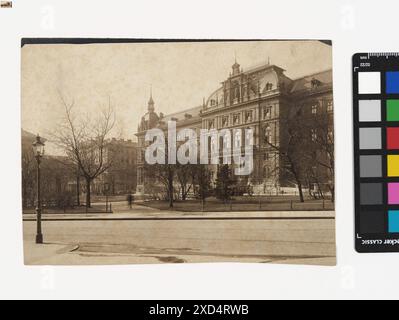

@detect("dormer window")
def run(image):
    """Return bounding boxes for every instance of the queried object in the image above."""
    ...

[311,78,321,89]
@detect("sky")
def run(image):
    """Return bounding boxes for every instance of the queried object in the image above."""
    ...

[21,40,332,154]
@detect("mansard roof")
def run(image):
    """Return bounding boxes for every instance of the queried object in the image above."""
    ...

[160,105,202,123]
[290,69,332,93]
[136,63,333,132]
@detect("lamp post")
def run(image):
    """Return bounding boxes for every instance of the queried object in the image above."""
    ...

[103,182,110,213]
[32,134,45,244]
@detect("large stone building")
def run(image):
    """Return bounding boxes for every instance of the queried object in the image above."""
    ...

[21,129,77,209]
[135,60,333,197]
[93,138,138,195]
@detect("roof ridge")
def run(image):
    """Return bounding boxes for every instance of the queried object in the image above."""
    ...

[162,105,202,118]
[291,68,332,81]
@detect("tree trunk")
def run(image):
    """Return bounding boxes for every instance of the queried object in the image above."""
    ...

[22,181,27,209]
[85,178,91,208]
[330,185,335,203]
[316,181,325,200]
[168,167,174,208]
[289,159,304,203]
[297,181,304,203]
[168,186,174,208]
[76,174,80,206]
[181,185,186,201]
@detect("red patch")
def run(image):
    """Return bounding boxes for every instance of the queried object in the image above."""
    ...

[387,127,399,150]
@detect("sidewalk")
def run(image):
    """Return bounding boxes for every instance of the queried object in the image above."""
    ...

[23,209,335,221]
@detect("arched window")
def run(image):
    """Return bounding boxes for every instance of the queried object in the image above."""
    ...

[246,127,254,146]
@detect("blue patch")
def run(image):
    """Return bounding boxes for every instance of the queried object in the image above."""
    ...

[386,72,399,94]
[388,210,399,233]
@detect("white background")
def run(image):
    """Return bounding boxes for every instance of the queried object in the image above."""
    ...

[0,0,398,300]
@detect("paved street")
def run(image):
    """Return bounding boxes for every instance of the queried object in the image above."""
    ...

[23,204,336,266]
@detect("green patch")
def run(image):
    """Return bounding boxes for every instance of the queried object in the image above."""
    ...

[387,100,399,121]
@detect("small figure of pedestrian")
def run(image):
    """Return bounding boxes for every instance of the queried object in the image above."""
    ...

[127,193,134,209]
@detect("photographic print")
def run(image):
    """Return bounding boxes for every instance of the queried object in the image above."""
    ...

[21,39,336,265]
[0,1,12,8]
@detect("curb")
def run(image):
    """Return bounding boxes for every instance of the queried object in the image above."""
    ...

[23,216,335,222]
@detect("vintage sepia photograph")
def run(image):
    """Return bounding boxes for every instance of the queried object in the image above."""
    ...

[0,1,12,8]
[21,39,335,266]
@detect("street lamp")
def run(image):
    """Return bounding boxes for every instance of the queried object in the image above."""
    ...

[32,134,45,244]
[103,182,110,213]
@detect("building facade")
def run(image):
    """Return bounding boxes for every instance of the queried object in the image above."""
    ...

[93,138,138,195]
[21,129,78,209]
[135,60,333,197]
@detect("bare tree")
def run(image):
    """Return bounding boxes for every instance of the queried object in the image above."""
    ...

[192,164,213,206]
[144,162,176,208]
[176,163,195,201]
[265,103,334,203]
[265,108,311,203]
[21,146,36,208]
[52,95,116,208]
[215,164,235,204]
[306,111,335,202]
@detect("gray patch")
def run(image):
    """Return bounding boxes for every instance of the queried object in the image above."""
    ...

[359,128,381,150]
[360,155,382,177]
[359,100,381,122]
[360,183,383,205]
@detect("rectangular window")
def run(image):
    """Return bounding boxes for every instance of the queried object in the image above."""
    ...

[311,129,317,141]
[222,116,229,127]
[209,119,215,129]
[263,106,272,119]
[327,100,333,112]
[233,113,241,125]
[328,127,333,141]
[245,110,253,122]
[311,104,318,114]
